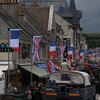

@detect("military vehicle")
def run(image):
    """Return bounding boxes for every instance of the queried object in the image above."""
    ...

[42,70,96,100]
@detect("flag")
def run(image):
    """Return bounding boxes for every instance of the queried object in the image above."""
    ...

[47,58,60,73]
[87,50,92,59]
[59,44,66,58]
[75,49,79,60]
[80,49,84,59]
[33,36,41,61]
[49,40,56,57]
[10,29,20,52]
[67,47,73,55]
[92,50,96,57]
[67,47,73,60]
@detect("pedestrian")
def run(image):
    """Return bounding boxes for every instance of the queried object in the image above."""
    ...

[61,59,70,71]
[83,60,89,69]
[71,60,77,70]
[30,81,38,94]
[38,80,43,91]
[27,88,32,100]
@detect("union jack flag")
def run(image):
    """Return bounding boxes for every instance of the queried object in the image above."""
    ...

[59,44,66,58]
[47,58,60,73]
[75,49,79,60]
[33,36,41,61]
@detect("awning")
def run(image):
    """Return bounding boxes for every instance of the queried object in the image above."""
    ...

[19,64,48,77]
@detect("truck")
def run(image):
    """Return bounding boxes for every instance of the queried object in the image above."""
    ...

[41,70,96,100]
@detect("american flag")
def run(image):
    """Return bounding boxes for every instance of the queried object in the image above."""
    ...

[59,44,66,58]
[33,36,41,61]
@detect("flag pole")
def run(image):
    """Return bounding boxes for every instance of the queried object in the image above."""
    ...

[8,28,10,86]
[30,36,33,85]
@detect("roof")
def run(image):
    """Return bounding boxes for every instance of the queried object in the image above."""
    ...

[0,8,32,42]
[49,70,91,86]
[25,7,50,33]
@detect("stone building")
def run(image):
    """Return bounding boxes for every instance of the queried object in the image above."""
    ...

[0,0,85,86]
[0,0,64,85]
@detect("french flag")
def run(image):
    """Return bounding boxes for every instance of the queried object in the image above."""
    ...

[10,29,20,52]
[67,47,73,60]
[67,47,73,55]
[80,49,84,59]
[49,40,56,57]
[87,50,92,58]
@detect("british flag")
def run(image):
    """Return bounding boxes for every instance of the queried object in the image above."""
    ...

[59,44,66,58]
[75,49,79,60]
[33,36,41,61]
[47,58,60,73]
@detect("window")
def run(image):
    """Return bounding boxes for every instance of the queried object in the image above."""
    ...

[61,74,70,81]
[21,44,31,59]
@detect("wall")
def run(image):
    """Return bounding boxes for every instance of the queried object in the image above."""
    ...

[0,52,14,60]
[55,13,73,46]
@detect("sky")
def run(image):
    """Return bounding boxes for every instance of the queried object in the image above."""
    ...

[75,0,100,33]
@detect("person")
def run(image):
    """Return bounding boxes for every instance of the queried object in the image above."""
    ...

[31,81,42,100]
[83,60,89,69]
[38,80,43,91]
[31,81,38,92]
[27,88,32,100]
[71,60,77,70]
[61,59,70,71]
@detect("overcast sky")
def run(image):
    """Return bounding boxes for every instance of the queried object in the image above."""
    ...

[75,0,100,33]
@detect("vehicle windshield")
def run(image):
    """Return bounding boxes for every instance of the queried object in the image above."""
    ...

[49,72,84,84]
